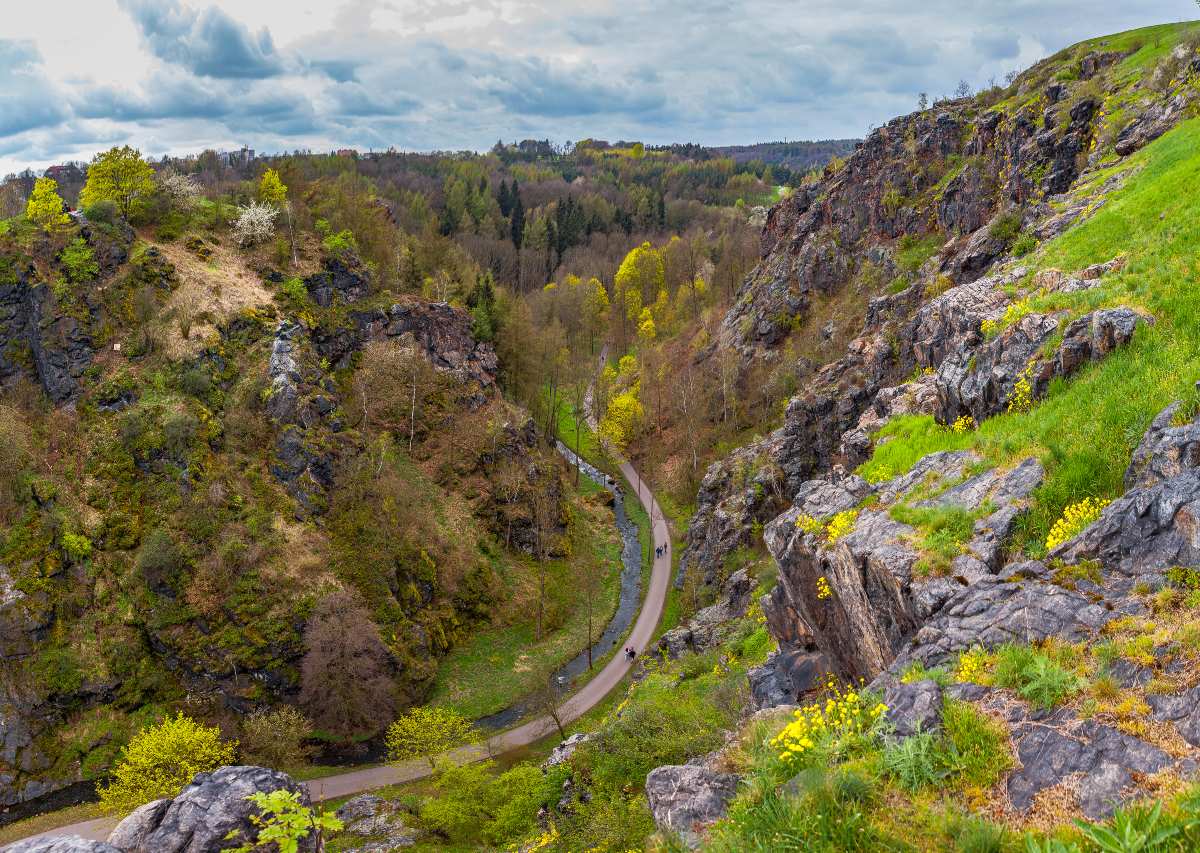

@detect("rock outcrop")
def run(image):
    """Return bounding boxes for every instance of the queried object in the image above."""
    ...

[762,452,1044,682]
[106,766,315,853]
[645,764,739,848]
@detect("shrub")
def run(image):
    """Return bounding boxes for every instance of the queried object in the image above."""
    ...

[61,531,93,563]
[98,712,236,814]
[321,228,357,256]
[988,208,1024,246]
[228,789,341,853]
[993,645,1081,710]
[60,237,99,284]
[771,680,886,770]
[233,201,278,247]
[385,706,476,770]
[240,707,313,769]
[883,729,944,791]
[178,367,212,399]
[1045,497,1110,551]
[83,200,119,225]
[25,177,69,230]
[1012,232,1038,257]
[137,528,184,595]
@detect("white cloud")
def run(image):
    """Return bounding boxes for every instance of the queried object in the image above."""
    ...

[0,0,1196,175]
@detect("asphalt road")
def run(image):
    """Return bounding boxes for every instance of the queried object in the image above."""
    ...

[14,457,672,847]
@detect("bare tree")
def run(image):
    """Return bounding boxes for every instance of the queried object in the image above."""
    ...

[528,680,568,739]
[299,591,397,739]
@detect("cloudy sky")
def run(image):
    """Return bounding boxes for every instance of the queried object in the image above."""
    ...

[1,1,1195,174]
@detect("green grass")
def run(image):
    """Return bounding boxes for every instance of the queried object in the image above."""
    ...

[553,396,603,465]
[427,494,625,720]
[857,118,1200,553]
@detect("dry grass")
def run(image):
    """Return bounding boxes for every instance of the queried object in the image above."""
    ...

[152,239,274,359]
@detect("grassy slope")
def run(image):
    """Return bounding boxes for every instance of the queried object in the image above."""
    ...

[427,483,625,719]
[859,116,1200,553]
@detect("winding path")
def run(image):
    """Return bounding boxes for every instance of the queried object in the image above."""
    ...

[14,461,673,846]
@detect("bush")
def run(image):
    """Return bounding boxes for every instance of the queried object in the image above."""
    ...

[137,527,184,595]
[385,706,476,770]
[83,200,119,225]
[883,729,944,791]
[993,643,1080,710]
[988,208,1024,246]
[321,228,358,256]
[177,367,212,399]
[228,789,342,853]
[98,712,236,814]
[240,707,313,769]
[60,237,99,284]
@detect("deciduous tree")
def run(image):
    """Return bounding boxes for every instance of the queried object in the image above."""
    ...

[299,591,397,740]
[25,177,69,230]
[80,146,155,219]
[386,706,476,770]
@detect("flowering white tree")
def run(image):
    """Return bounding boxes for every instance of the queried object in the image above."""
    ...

[233,201,278,247]
[160,172,201,211]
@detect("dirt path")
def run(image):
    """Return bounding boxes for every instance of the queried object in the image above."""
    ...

[14,460,672,847]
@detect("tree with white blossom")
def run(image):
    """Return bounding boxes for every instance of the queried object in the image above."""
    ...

[233,201,277,247]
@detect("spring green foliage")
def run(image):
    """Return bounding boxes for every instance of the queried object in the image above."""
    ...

[228,789,341,853]
[25,177,69,230]
[857,118,1200,553]
[419,760,567,845]
[60,237,99,284]
[385,706,476,769]
[258,169,288,206]
[98,713,237,814]
[80,146,155,218]
[993,644,1082,710]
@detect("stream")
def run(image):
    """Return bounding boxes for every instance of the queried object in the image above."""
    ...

[476,441,644,731]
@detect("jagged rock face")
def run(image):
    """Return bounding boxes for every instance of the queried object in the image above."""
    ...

[1054,398,1200,574]
[303,254,370,307]
[658,568,753,658]
[720,90,1102,359]
[107,765,315,853]
[883,679,943,738]
[644,764,739,848]
[313,299,499,393]
[761,452,1043,682]
[934,307,1143,426]
[0,274,93,404]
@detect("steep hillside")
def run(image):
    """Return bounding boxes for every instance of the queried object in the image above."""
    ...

[682,22,1200,591]
[0,204,598,812]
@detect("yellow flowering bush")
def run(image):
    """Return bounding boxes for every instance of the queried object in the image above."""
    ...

[816,576,832,600]
[771,681,887,768]
[794,513,823,535]
[825,510,858,543]
[1045,497,1110,551]
[950,414,976,434]
[1007,365,1034,414]
[955,646,994,684]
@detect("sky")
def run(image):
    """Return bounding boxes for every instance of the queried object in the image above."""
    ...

[0,0,1196,175]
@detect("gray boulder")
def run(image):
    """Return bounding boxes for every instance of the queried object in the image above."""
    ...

[334,794,418,849]
[543,733,591,769]
[107,765,314,853]
[645,764,739,848]
[883,679,943,737]
[1148,685,1200,746]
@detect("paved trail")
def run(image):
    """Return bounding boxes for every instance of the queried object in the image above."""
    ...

[15,459,672,846]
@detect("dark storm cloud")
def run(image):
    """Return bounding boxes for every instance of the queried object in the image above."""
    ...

[118,0,285,79]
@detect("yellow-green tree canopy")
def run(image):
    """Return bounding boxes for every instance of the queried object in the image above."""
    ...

[599,389,644,451]
[637,306,656,342]
[25,177,69,230]
[614,241,665,309]
[385,706,476,770]
[259,168,288,206]
[80,146,155,218]
[98,712,236,814]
